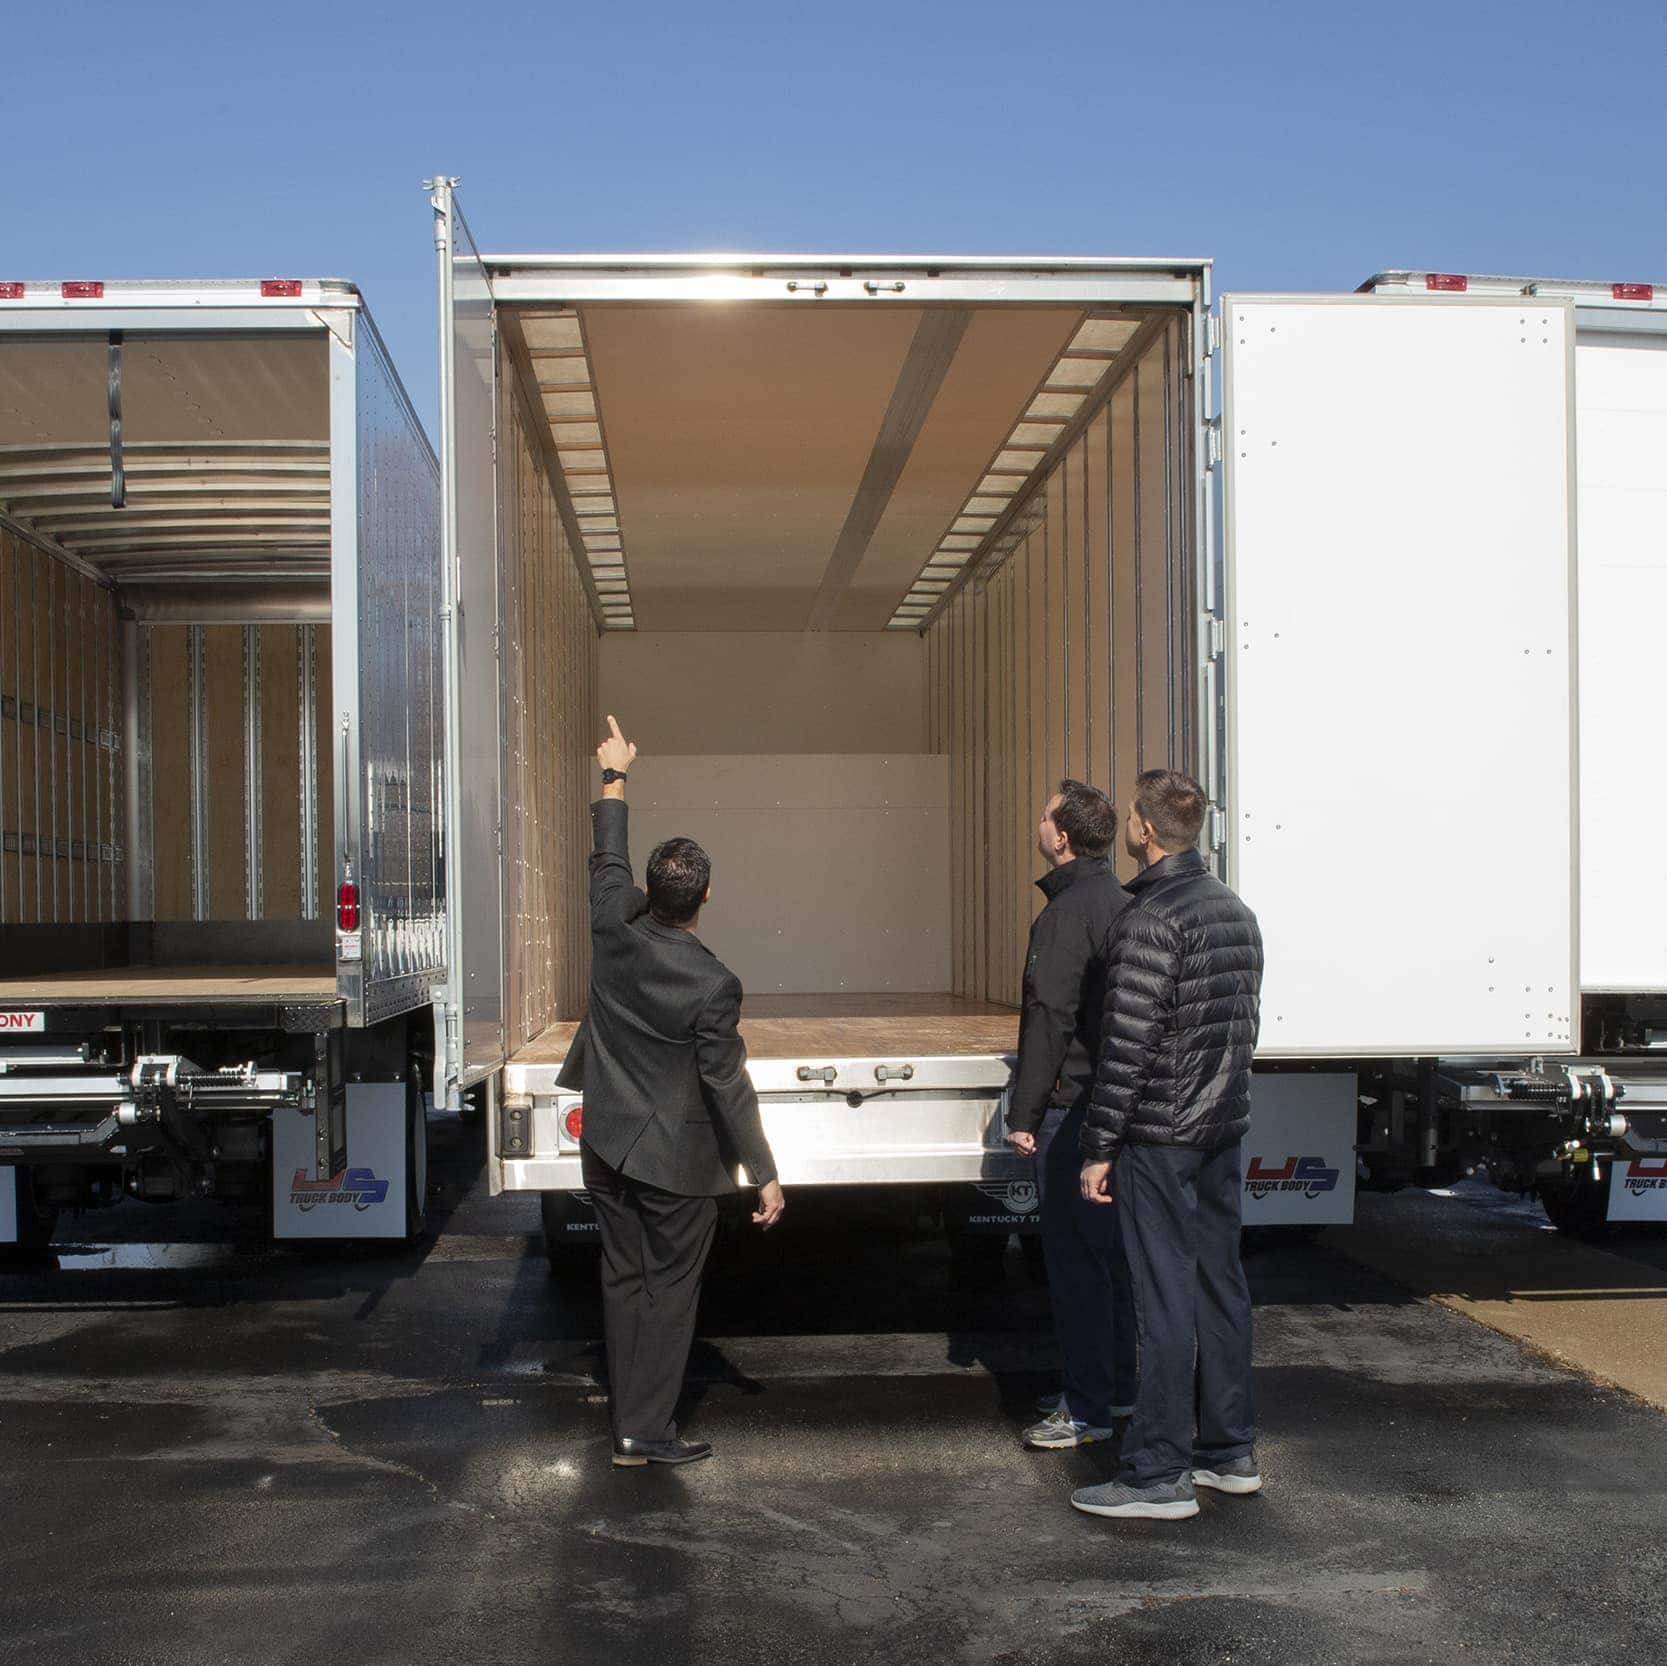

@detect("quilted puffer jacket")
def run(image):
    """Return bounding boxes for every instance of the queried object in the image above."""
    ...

[1082,848,1264,1160]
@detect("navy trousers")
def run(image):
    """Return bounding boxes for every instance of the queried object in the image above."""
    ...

[1035,1099,1138,1424]
[1114,1139,1255,1487]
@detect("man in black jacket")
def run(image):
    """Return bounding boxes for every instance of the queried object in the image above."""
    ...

[1004,780,1137,1450]
[1070,769,1264,1522]
[557,716,784,1468]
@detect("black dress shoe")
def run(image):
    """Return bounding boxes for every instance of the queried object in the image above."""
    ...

[612,1436,713,1468]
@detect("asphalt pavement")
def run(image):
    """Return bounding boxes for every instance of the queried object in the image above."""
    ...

[2,1112,1664,1666]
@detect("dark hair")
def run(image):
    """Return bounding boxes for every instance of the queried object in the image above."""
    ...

[1133,768,1208,852]
[646,836,711,925]
[1053,779,1117,860]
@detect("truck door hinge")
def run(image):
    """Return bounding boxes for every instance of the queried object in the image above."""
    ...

[1208,806,1227,852]
[1205,313,1221,360]
[1206,615,1225,660]
[1205,419,1222,470]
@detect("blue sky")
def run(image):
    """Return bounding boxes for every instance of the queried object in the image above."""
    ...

[11,0,1663,432]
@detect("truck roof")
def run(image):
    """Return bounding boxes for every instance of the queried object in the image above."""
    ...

[1363,270,1662,307]
[482,252,1212,273]
[0,277,360,310]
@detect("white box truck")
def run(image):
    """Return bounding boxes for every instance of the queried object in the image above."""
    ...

[424,179,1666,1257]
[0,277,443,1257]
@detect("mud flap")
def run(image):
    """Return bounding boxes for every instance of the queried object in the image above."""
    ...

[272,1082,412,1239]
[0,1167,17,1244]
[1607,1157,1667,1222]
[1242,1074,1357,1227]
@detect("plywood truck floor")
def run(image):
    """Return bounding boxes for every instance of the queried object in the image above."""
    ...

[512,993,1019,1066]
[0,964,335,1003]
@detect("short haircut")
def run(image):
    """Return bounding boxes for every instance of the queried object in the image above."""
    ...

[1133,768,1208,852]
[1052,779,1117,860]
[646,837,711,925]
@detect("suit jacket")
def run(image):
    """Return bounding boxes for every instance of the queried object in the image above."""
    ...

[556,799,777,1196]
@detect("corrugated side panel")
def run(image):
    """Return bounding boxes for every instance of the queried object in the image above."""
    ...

[924,316,1193,1002]
[354,329,445,1022]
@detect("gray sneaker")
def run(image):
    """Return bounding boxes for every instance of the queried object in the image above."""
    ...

[1071,1476,1199,1521]
[1192,1455,1262,1495]
[1033,1391,1136,1419]
[1023,1408,1116,1450]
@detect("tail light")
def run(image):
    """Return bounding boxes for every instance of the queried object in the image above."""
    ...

[564,1105,584,1140]
[0,283,23,300]
[1612,283,1654,302]
[1425,273,1469,293]
[261,279,304,298]
[61,281,104,299]
[336,880,360,932]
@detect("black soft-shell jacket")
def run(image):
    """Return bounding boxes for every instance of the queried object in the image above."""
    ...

[556,800,777,1196]
[1006,858,1130,1135]
[1082,848,1264,1161]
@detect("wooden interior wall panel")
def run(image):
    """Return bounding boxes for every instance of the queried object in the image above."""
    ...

[1059,444,1089,786]
[314,624,334,915]
[1168,319,1195,772]
[148,625,191,919]
[1109,378,1141,880]
[104,602,123,922]
[18,546,41,924]
[202,624,246,920]
[0,530,16,924]
[1138,349,1176,775]
[1085,409,1113,802]
[498,358,597,1042]
[259,625,304,919]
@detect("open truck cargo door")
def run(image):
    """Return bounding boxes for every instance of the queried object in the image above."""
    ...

[431,179,507,1093]
[1221,294,1578,1057]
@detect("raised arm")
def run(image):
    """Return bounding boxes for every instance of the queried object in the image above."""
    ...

[589,715,641,924]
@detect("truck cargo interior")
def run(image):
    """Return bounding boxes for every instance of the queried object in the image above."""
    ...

[0,330,337,997]
[491,295,1198,1067]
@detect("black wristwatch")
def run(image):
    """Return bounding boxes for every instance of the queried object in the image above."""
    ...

[600,768,628,784]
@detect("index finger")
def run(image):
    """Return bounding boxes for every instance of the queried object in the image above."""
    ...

[606,714,623,740]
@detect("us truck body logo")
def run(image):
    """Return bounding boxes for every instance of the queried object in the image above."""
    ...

[1624,1157,1667,1198]
[290,1167,391,1212]
[1245,1156,1340,1200]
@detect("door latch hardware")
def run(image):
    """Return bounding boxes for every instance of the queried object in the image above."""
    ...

[874,1063,915,1084]
[798,1064,838,1084]
[863,281,906,295]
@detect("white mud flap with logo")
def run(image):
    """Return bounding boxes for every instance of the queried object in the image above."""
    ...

[272,1083,411,1239]
[1608,1156,1667,1223]
[1242,1074,1357,1226]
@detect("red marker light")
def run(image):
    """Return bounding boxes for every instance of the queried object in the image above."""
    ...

[564,1105,584,1139]
[61,281,104,299]
[1425,273,1469,292]
[261,279,304,298]
[1612,283,1654,302]
[336,881,360,932]
[0,283,23,300]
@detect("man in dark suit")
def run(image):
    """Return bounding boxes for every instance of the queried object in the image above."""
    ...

[558,716,784,1468]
